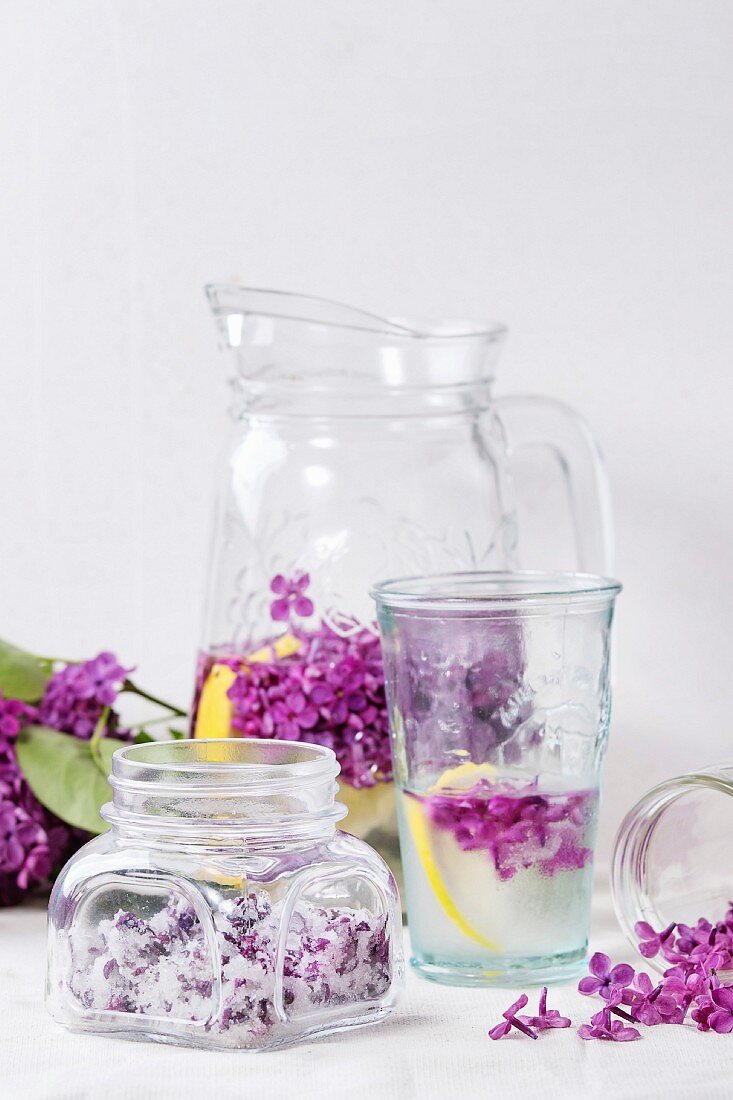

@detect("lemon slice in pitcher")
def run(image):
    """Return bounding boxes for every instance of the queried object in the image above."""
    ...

[194,634,302,741]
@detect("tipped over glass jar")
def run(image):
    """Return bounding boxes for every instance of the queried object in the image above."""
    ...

[612,764,733,972]
[46,740,403,1051]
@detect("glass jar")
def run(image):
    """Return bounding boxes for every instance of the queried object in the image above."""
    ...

[46,740,403,1051]
[611,765,733,973]
[192,286,614,885]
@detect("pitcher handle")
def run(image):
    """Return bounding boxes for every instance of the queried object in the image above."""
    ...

[494,395,614,574]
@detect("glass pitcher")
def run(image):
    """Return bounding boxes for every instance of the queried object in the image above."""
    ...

[191,287,613,878]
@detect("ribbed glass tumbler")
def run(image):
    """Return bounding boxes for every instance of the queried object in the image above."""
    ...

[372,571,621,987]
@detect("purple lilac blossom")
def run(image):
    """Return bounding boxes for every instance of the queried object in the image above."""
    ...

[518,987,571,1031]
[492,905,733,1047]
[578,1007,640,1042]
[270,573,315,622]
[0,734,73,906]
[488,994,537,1040]
[622,971,678,1026]
[386,615,526,773]
[1,652,129,906]
[194,573,528,789]
[410,780,596,881]
[634,919,676,959]
[0,694,70,905]
[576,904,733,1039]
[65,889,392,1048]
[578,952,635,999]
[222,624,392,789]
[38,651,130,738]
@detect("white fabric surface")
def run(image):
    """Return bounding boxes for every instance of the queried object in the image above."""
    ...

[2,873,731,1100]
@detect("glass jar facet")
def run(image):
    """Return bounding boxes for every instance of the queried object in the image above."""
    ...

[46,740,403,1051]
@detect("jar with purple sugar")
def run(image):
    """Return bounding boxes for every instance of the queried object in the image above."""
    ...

[372,571,621,987]
[46,740,403,1051]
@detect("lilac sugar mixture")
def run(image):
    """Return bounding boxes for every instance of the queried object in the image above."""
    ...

[65,889,391,1047]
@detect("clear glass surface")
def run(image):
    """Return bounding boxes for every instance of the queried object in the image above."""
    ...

[373,571,620,987]
[46,740,403,1051]
[611,766,733,973]
[193,287,614,886]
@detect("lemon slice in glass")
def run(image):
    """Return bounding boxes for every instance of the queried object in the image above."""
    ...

[405,759,501,951]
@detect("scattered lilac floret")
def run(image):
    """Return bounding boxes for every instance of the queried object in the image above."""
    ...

[578,1006,640,1042]
[488,993,537,1040]
[709,987,733,1034]
[578,952,635,1000]
[634,920,676,959]
[518,987,571,1031]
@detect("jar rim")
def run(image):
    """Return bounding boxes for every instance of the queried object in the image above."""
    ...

[111,738,340,788]
[371,570,622,612]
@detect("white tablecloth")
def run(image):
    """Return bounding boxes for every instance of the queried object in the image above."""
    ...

[2,873,731,1100]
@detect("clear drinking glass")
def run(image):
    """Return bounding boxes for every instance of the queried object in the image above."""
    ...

[46,740,403,1051]
[372,571,621,987]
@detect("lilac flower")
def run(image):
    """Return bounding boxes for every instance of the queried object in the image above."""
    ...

[709,987,733,1034]
[488,994,538,1040]
[39,652,130,739]
[226,623,391,788]
[675,918,713,956]
[419,782,595,882]
[634,920,676,959]
[691,996,716,1032]
[578,952,635,999]
[623,971,678,1026]
[0,793,67,905]
[517,987,571,1031]
[578,1004,640,1042]
[269,573,314,622]
[0,695,77,905]
[0,695,35,740]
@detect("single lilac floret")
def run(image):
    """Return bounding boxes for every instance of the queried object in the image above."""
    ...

[634,920,676,959]
[578,952,635,999]
[488,994,538,1041]
[518,986,572,1031]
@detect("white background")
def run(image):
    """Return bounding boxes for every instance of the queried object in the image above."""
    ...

[2,0,732,854]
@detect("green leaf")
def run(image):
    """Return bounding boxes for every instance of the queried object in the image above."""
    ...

[133,730,155,744]
[0,639,53,702]
[15,724,127,834]
[168,728,187,740]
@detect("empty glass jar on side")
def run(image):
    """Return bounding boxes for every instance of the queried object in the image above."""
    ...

[612,765,733,972]
[46,740,403,1051]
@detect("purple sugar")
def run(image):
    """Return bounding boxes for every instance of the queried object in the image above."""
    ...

[65,889,392,1048]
